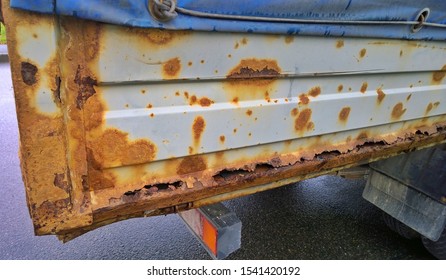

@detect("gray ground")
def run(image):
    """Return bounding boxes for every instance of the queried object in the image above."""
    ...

[0,61,434,260]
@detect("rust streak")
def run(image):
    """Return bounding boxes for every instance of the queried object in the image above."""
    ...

[294,108,312,132]
[360,82,368,93]
[391,103,407,120]
[376,88,386,104]
[432,65,446,84]
[338,107,351,123]
[193,116,206,143]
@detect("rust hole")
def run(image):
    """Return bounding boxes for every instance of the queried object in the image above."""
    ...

[21,62,38,86]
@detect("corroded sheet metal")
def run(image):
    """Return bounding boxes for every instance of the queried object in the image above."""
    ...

[3,0,446,239]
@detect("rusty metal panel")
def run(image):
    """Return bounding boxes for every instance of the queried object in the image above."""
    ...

[3,0,446,240]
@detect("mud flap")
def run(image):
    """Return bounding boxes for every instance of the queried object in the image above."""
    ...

[363,147,446,241]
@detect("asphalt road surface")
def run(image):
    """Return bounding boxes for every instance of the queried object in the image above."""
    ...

[0,61,435,260]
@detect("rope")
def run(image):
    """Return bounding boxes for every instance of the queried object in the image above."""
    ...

[148,0,446,31]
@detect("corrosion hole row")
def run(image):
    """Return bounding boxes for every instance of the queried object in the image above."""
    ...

[124,181,184,196]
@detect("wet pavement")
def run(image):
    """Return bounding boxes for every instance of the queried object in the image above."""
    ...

[0,62,435,260]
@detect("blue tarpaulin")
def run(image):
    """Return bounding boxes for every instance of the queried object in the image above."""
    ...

[9,0,446,41]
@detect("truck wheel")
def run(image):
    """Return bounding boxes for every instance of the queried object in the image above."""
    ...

[422,227,446,260]
[382,212,420,240]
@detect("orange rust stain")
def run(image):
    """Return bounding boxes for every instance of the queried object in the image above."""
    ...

[337,84,344,92]
[291,108,299,117]
[184,91,189,99]
[163,57,181,78]
[193,116,206,143]
[125,104,129,108]
[220,135,226,143]
[294,108,312,132]
[199,97,213,107]
[232,97,239,104]
[406,94,412,101]
[146,103,153,109]
[360,82,368,93]
[426,103,434,115]
[190,95,198,104]
[308,86,321,97]
[241,38,248,45]
[336,40,344,48]
[285,36,294,44]
[391,103,407,120]
[246,109,253,116]
[175,91,180,96]
[359,48,367,58]
[84,95,105,131]
[150,113,155,118]
[307,122,315,131]
[338,107,351,123]
[176,156,208,175]
[188,146,194,155]
[357,132,368,140]
[141,89,146,94]
[432,65,446,84]
[188,61,193,67]
[89,129,157,167]
[299,94,310,105]
[376,88,386,104]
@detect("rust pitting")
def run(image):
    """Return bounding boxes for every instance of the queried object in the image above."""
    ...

[74,65,98,110]
[227,59,281,80]
[53,76,62,105]
[163,57,181,78]
[21,62,38,86]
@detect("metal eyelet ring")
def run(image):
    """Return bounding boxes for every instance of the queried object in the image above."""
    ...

[412,8,430,33]
[148,0,178,22]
